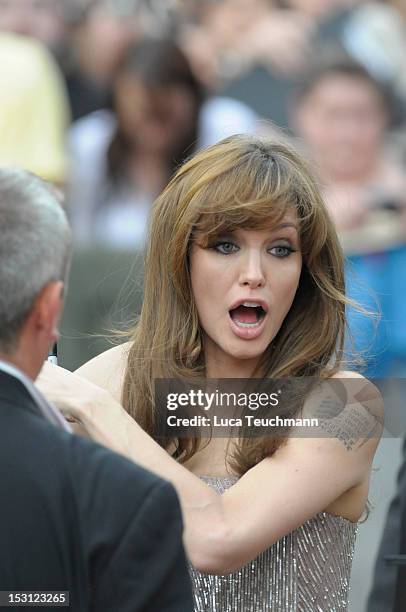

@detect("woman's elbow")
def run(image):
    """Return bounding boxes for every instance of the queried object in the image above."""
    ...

[188,525,242,575]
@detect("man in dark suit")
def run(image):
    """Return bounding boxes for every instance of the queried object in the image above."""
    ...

[0,168,194,611]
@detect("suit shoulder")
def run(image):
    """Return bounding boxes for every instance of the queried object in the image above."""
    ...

[65,435,182,550]
[67,432,166,504]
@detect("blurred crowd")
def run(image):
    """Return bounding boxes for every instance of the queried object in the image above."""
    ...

[1,0,406,376]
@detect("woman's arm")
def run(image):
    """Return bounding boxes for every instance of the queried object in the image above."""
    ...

[37,361,228,571]
[37,362,382,574]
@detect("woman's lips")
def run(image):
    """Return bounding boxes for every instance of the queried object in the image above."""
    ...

[228,310,268,340]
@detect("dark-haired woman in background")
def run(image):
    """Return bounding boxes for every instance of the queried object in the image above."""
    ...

[67,37,258,250]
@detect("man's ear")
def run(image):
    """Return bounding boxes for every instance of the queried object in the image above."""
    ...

[31,280,64,345]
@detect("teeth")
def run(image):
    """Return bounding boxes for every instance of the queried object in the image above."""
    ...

[234,320,261,328]
[241,302,262,308]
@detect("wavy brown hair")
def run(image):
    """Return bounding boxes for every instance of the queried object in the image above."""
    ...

[122,134,353,474]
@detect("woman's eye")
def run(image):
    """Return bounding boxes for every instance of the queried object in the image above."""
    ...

[269,245,294,257]
[213,241,238,254]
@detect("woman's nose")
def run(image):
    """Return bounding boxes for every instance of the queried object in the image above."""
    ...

[238,251,266,288]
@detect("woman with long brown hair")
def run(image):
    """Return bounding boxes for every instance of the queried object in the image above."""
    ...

[42,134,382,611]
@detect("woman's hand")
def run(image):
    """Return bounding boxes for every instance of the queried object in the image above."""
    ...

[36,362,134,455]
[37,362,105,423]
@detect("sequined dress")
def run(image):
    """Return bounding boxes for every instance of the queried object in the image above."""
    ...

[189,476,358,612]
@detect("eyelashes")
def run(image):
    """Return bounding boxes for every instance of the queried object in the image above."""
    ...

[211,241,238,254]
[210,241,297,258]
[269,245,296,258]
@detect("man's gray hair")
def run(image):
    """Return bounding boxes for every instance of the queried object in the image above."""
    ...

[0,168,72,352]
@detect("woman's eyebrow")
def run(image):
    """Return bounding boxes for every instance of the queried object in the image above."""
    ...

[272,222,298,231]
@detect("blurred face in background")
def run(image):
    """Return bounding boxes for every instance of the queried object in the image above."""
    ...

[74,2,140,83]
[295,73,388,182]
[201,0,270,46]
[0,0,65,49]
[202,0,269,33]
[114,74,198,156]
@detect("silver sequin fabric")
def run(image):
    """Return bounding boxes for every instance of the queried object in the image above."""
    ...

[189,475,358,612]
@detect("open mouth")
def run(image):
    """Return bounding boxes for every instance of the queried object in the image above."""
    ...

[229,303,266,328]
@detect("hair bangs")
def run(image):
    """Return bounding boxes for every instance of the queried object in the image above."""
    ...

[189,154,300,245]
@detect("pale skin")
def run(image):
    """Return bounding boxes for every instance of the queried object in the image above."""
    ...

[37,221,382,574]
[1,280,64,381]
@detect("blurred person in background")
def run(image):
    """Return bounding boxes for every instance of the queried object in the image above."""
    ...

[67,37,258,250]
[293,57,406,234]
[293,57,406,376]
[0,0,177,122]
[0,0,67,54]
[63,0,142,121]
[179,0,374,127]
[0,32,70,185]
[179,0,314,126]
[181,0,406,131]
[63,0,180,121]
[285,0,406,123]
[318,0,406,123]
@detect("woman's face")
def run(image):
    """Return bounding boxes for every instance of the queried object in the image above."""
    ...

[115,75,197,155]
[190,214,302,369]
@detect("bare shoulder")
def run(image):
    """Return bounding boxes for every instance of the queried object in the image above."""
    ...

[330,370,384,416]
[330,370,363,378]
[313,369,384,459]
[75,342,131,402]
